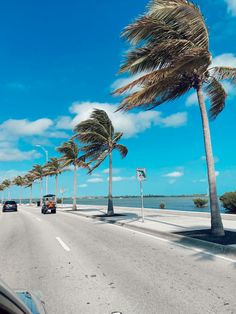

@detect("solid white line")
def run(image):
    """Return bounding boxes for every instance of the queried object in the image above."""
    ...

[56,237,70,252]
[58,211,236,263]
[125,227,236,264]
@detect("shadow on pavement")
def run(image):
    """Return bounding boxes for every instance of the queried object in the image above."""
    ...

[174,229,236,245]
[93,212,140,224]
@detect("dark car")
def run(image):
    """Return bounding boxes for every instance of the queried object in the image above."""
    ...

[2,201,18,212]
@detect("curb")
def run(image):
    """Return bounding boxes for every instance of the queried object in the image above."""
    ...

[63,210,236,259]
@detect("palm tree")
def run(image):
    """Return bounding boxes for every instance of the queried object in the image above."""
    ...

[23,174,35,205]
[30,165,45,206]
[44,157,66,202]
[74,109,128,216]
[0,184,6,204]
[2,179,11,200]
[113,0,236,236]
[57,139,88,210]
[13,176,25,205]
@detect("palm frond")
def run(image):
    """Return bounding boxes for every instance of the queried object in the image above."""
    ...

[76,131,108,144]
[90,109,114,137]
[113,68,170,95]
[117,73,192,111]
[114,144,128,158]
[74,119,109,139]
[88,150,109,174]
[120,39,194,74]
[205,78,227,120]
[122,15,181,46]
[149,0,209,49]
[210,67,236,83]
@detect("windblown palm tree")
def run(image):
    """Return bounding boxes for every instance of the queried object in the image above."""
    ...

[57,140,88,210]
[2,179,11,200]
[113,0,236,236]
[13,176,25,205]
[74,109,128,216]
[23,174,35,205]
[30,165,46,205]
[44,157,66,202]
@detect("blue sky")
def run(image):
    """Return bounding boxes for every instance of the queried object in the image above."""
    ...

[0,0,236,198]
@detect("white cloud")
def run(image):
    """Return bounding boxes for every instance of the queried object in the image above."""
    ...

[161,112,187,127]
[0,169,27,180]
[107,176,136,182]
[0,118,53,137]
[78,184,88,188]
[0,148,40,162]
[164,171,184,178]
[55,116,73,130]
[211,53,236,68]
[87,178,104,183]
[199,179,207,183]
[168,179,176,185]
[215,171,220,177]
[103,168,120,174]
[186,93,198,107]
[56,102,187,138]
[225,0,236,15]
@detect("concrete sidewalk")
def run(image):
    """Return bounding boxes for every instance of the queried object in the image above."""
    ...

[56,204,236,257]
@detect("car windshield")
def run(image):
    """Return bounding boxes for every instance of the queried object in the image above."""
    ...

[5,201,16,205]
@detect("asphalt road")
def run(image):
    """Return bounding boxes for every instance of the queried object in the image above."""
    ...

[0,206,235,314]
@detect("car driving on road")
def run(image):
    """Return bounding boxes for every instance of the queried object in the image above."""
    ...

[2,201,18,212]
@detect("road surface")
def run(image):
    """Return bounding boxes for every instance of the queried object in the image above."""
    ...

[0,206,235,314]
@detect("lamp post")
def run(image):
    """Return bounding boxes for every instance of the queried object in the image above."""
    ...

[36,145,49,194]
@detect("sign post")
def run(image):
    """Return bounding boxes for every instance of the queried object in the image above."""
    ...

[60,188,65,207]
[136,168,147,223]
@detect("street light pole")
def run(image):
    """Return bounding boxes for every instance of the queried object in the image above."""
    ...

[36,145,49,194]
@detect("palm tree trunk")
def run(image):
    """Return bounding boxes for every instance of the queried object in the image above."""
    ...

[72,164,77,210]
[40,179,43,206]
[30,185,32,206]
[197,86,224,236]
[55,174,58,203]
[107,152,114,216]
[20,187,22,206]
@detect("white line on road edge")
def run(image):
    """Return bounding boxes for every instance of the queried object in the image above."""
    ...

[56,237,70,252]
[58,211,236,263]
[124,228,236,264]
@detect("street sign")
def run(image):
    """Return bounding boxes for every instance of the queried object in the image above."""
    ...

[136,168,147,181]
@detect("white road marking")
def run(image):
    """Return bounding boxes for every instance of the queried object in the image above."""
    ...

[123,227,236,264]
[36,217,42,222]
[56,211,236,263]
[56,237,70,252]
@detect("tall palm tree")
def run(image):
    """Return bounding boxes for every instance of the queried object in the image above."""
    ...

[2,179,11,200]
[44,157,66,202]
[113,0,236,236]
[74,109,128,216]
[13,176,25,205]
[0,184,5,204]
[23,174,35,205]
[57,139,88,210]
[30,165,45,206]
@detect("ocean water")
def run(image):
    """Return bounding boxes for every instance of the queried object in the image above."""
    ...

[62,196,226,213]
